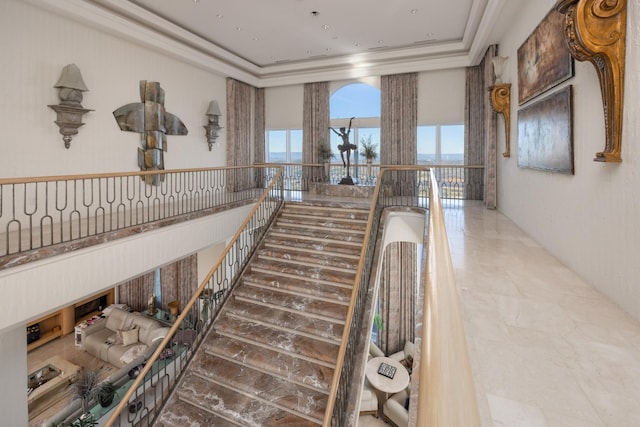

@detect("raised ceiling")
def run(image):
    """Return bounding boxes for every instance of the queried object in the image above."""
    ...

[44,0,523,86]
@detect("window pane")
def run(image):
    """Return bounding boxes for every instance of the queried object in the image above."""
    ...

[330,83,381,119]
[417,126,436,164]
[441,125,464,164]
[267,130,286,163]
[290,129,303,163]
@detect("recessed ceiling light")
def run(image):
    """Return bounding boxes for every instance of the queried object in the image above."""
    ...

[216,14,223,19]
[236,27,242,31]
[322,24,330,30]
[410,9,418,14]
[377,40,384,44]
[311,11,320,17]
[252,37,259,41]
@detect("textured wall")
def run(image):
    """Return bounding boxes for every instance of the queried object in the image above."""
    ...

[496,0,640,320]
[0,0,228,179]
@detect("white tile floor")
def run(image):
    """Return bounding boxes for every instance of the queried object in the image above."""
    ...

[447,201,640,427]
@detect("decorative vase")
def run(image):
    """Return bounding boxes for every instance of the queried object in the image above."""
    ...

[366,160,372,178]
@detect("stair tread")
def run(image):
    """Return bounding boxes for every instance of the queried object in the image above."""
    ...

[256,247,360,271]
[283,204,369,219]
[241,271,353,302]
[250,259,356,286]
[203,331,334,393]
[233,285,349,321]
[187,356,327,422]
[223,298,344,342]
[269,225,365,243]
[178,371,323,425]
[263,236,362,256]
[156,396,241,427]
[213,317,340,365]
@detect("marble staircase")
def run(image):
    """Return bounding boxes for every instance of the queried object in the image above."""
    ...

[156,202,370,426]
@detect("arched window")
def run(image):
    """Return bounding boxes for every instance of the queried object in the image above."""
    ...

[329,83,381,173]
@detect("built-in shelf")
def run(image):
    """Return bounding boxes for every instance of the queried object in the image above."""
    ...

[26,289,114,352]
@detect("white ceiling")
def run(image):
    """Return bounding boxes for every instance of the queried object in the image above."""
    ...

[52,0,523,86]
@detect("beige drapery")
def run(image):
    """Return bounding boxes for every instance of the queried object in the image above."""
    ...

[380,73,417,165]
[254,88,265,164]
[377,73,418,355]
[117,270,155,313]
[378,241,417,356]
[302,82,330,185]
[160,254,198,321]
[226,78,254,191]
[465,45,497,207]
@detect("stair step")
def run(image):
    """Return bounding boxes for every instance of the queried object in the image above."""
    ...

[283,204,370,221]
[242,271,353,302]
[223,298,344,343]
[275,220,366,234]
[257,247,360,271]
[213,317,340,367]
[155,395,241,427]
[250,259,356,287]
[186,353,327,425]
[263,237,362,257]
[233,285,349,322]
[178,370,323,425]
[269,225,364,245]
[203,331,334,393]
[278,213,367,230]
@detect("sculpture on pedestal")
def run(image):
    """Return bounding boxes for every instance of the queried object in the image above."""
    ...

[329,117,357,185]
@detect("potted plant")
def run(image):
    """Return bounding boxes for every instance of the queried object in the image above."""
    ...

[359,134,378,177]
[73,368,100,415]
[96,381,117,407]
[318,143,334,178]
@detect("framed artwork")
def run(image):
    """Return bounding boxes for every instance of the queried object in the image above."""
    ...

[517,9,574,105]
[517,86,573,174]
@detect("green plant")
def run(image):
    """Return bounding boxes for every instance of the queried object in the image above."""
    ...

[96,381,117,407]
[359,134,378,161]
[373,312,383,331]
[318,143,334,162]
[73,368,100,413]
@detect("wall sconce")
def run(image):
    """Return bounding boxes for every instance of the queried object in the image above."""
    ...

[489,56,511,157]
[203,100,223,150]
[48,64,93,149]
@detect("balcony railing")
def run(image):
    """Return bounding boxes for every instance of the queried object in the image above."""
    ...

[0,166,276,269]
[257,162,484,201]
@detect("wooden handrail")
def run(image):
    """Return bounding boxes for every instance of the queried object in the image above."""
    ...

[415,168,481,425]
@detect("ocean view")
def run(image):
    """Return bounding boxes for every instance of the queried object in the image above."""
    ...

[266,152,464,165]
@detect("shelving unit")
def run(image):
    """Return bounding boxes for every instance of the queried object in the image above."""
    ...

[26,288,115,352]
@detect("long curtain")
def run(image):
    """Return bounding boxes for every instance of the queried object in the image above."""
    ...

[302,82,329,185]
[117,270,156,312]
[254,87,266,186]
[378,242,417,355]
[378,73,418,355]
[226,78,254,191]
[380,73,417,166]
[160,254,198,320]
[465,44,497,207]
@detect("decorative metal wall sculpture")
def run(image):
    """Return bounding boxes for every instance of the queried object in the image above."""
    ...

[555,0,627,163]
[48,64,93,149]
[113,81,188,184]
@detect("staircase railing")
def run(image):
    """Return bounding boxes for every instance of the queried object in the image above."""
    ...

[101,167,284,427]
[415,168,481,426]
[0,166,270,269]
[327,166,480,426]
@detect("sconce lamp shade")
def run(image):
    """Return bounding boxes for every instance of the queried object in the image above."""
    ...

[491,56,508,84]
[206,100,222,117]
[54,64,89,91]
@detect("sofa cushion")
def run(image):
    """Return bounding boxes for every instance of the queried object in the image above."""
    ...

[130,313,164,345]
[121,327,139,346]
[106,308,134,331]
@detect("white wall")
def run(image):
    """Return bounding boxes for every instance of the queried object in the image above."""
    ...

[0,0,228,179]
[495,0,640,319]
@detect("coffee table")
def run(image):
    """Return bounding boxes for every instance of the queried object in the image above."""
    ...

[28,356,81,416]
[365,356,410,416]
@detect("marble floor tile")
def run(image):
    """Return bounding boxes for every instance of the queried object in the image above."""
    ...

[448,202,640,427]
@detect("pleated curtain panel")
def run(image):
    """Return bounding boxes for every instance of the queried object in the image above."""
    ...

[226,78,255,192]
[302,81,330,188]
